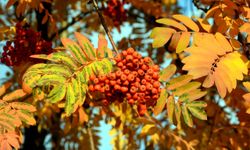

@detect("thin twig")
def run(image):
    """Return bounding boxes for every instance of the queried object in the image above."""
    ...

[91,0,119,54]
[49,11,91,40]
[87,124,96,150]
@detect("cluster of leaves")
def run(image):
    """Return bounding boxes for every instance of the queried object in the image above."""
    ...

[23,33,114,116]
[0,82,36,150]
[1,0,250,149]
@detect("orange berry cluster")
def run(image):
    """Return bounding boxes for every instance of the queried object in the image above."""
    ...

[88,48,161,116]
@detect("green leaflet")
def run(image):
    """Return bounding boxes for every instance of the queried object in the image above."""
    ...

[159,64,176,82]
[181,105,193,127]
[167,96,175,124]
[30,52,79,70]
[168,75,193,90]
[175,103,181,130]
[65,82,76,116]
[47,85,66,103]
[23,73,42,88]
[186,101,207,107]
[153,89,168,116]
[36,74,66,86]
[24,64,72,78]
[173,82,201,96]
[187,105,207,120]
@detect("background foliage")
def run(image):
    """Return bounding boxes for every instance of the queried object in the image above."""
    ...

[0,0,250,149]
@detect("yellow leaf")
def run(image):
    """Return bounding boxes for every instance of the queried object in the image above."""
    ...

[243,82,250,91]
[150,27,175,48]
[197,18,212,32]
[159,64,176,82]
[168,75,193,90]
[169,32,181,51]
[176,32,190,53]
[141,124,156,135]
[153,89,168,116]
[215,32,232,52]
[172,14,199,32]
[156,18,187,31]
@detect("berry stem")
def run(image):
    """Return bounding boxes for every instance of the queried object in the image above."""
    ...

[91,0,119,54]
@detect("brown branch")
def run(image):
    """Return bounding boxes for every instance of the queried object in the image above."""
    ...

[91,0,119,54]
[86,124,96,150]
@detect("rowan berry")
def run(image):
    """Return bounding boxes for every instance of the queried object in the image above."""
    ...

[141,64,148,71]
[105,85,110,91]
[114,84,121,90]
[144,75,152,81]
[114,54,122,62]
[126,55,133,61]
[102,99,109,106]
[146,83,153,90]
[100,87,105,93]
[110,80,116,86]
[124,69,130,75]
[153,82,161,88]
[140,85,146,92]
[121,87,128,93]
[122,51,127,56]
[121,74,127,81]
[127,74,135,81]
[93,78,99,84]
[110,73,116,80]
[147,69,154,75]
[152,65,160,71]
[127,48,135,54]
[116,70,122,77]
[144,57,152,63]
[117,62,123,67]
[105,79,110,84]
[99,75,106,81]
[152,72,159,79]
[116,79,122,85]
[94,84,101,91]
[90,75,96,81]
[130,86,137,93]
[126,93,132,99]
[123,80,129,86]
[152,88,158,94]
[141,79,147,85]
[89,85,94,92]
[138,69,144,76]
[138,104,147,116]
[128,99,135,105]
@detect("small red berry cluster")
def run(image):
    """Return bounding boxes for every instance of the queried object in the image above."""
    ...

[88,48,161,116]
[104,0,127,27]
[1,23,53,66]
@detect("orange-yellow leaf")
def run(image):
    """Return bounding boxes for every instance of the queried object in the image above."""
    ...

[78,107,88,124]
[159,64,176,82]
[7,136,20,150]
[0,82,12,97]
[156,18,187,31]
[172,14,199,32]
[97,34,107,58]
[61,38,88,64]
[2,89,27,101]
[176,32,190,53]
[74,32,96,60]
[16,110,36,125]
[10,102,36,112]
[197,18,212,32]
[230,39,241,50]
[168,32,181,51]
